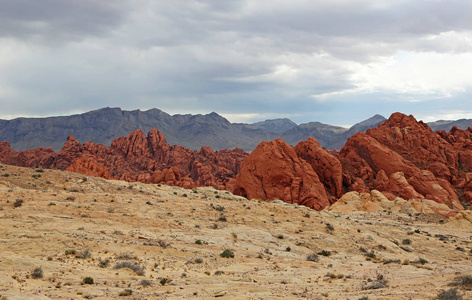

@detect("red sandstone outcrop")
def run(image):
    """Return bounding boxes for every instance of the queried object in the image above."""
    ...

[0,128,247,191]
[233,139,330,210]
[339,113,467,210]
[66,157,110,179]
[295,137,343,198]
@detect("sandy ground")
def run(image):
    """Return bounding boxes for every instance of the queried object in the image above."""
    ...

[0,164,471,300]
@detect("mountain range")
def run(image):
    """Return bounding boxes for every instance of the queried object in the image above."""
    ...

[0,107,384,152]
[0,107,470,152]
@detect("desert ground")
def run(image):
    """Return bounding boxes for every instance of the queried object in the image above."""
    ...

[0,164,471,299]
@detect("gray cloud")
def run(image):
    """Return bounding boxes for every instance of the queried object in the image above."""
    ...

[0,0,128,43]
[0,0,471,125]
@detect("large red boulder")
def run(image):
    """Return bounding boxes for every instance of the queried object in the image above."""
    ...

[233,139,330,210]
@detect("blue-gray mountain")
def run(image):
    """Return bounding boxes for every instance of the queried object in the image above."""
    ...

[0,107,388,151]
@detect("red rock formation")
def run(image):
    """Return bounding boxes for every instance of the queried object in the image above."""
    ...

[339,113,465,210]
[0,128,248,191]
[233,139,330,210]
[66,157,110,179]
[295,137,343,199]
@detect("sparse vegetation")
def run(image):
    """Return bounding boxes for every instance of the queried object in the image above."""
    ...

[139,279,152,287]
[325,223,334,231]
[362,274,388,290]
[159,278,171,285]
[99,258,110,268]
[114,261,145,275]
[307,253,319,262]
[436,288,463,300]
[220,249,235,258]
[82,277,94,284]
[449,275,472,288]
[318,250,331,256]
[31,267,43,279]
[13,199,23,207]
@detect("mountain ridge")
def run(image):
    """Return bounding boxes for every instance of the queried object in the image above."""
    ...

[0,107,386,152]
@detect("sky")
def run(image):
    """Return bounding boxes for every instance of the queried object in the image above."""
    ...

[1,0,472,126]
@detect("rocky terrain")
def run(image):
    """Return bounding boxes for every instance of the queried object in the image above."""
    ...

[0,164,471,299]
[0,107,385,152]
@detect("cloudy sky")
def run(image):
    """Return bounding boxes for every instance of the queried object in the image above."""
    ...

[1,0,472,125]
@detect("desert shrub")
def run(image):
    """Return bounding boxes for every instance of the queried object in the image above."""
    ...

[307,253,319,262]
[139,279,152,287]
[364,250,376,259]
[436,288,463,300]
[326,223,334,231]
[362,274,388,290]
[220,249,234,258]
[194,258,203,264]
[383,259,401,264]
[402,239,412,245]
[449,275,472,288]
[218,215,227,222]
[318,250,331,256]
[65,249,76,255]
[114,261,145,275]
[99,259,110,268]
[13,199,23,207]
[78,249,91,259]
[157,240,171,248]
[82,277,94,284]
[31,267,43,279]
[195,239,203,245]
[159,278,171,285]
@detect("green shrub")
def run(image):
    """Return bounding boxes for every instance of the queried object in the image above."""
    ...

[82,277,94,284]
[220,249,234,258]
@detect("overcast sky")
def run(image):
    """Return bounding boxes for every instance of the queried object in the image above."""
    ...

[1,0,472,125]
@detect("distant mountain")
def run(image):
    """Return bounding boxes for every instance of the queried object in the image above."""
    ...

[0,107,386,152]
[428,119,472,132]
[251,118,297,132]
[280,122,348,147]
